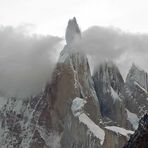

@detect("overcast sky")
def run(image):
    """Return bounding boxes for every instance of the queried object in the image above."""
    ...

[1,0,148,97]
[1,0,148,36]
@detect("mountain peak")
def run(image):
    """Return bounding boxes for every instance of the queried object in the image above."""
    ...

[65,17,81,45]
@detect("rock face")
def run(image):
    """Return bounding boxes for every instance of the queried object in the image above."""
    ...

[0,17,147,148]
[93,61,130,128]
[103,128,132,148]
[124,114,148,148]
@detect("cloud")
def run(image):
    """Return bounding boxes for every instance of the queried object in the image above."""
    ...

[73,26,148,78]
[1,22,148,97]
[0,25,62,97]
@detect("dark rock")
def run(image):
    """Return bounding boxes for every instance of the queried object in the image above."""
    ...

[124,114,148,148]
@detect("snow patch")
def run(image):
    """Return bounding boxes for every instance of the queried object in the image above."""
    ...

[134,81,148,94]
[110,87,121,102]
[71,97,105,145]
[105,126,134,138]
[79,113,105,145]
[126,109,139,130]
[71,97,86,116]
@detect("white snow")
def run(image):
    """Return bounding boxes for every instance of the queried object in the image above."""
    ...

[79,113,105,145]
[71,97,105,145]
[71,97,86,116]
[134,81,148,94]
[110,87,121,102]
[105,126,134,138]
[126,109,139,130]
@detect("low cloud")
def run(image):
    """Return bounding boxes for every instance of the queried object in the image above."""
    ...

[73,26,148,78]
[0,25,62,97]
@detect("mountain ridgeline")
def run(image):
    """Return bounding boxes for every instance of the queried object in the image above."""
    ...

[0,17,147,148]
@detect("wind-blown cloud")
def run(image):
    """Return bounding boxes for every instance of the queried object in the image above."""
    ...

[0,25,62,97]
[73,26,148,78]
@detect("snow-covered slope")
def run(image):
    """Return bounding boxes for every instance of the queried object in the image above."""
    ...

[126,109,139,130]
[105,126,134,138]
[71,97,105,145]
[0,94,61,148]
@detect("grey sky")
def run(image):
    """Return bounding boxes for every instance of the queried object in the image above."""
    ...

[1,0,148,36]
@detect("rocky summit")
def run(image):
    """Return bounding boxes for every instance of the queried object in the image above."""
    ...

[0,18,147,148]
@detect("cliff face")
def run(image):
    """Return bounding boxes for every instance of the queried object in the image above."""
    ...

[93,61,131,128]
[46,48,102,148]
[103,128,129,148]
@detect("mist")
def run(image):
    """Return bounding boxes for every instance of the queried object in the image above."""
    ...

[0,25,62,97]
[73,26,148,78]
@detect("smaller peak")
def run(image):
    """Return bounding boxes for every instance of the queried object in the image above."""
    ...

[65,17,81,45]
